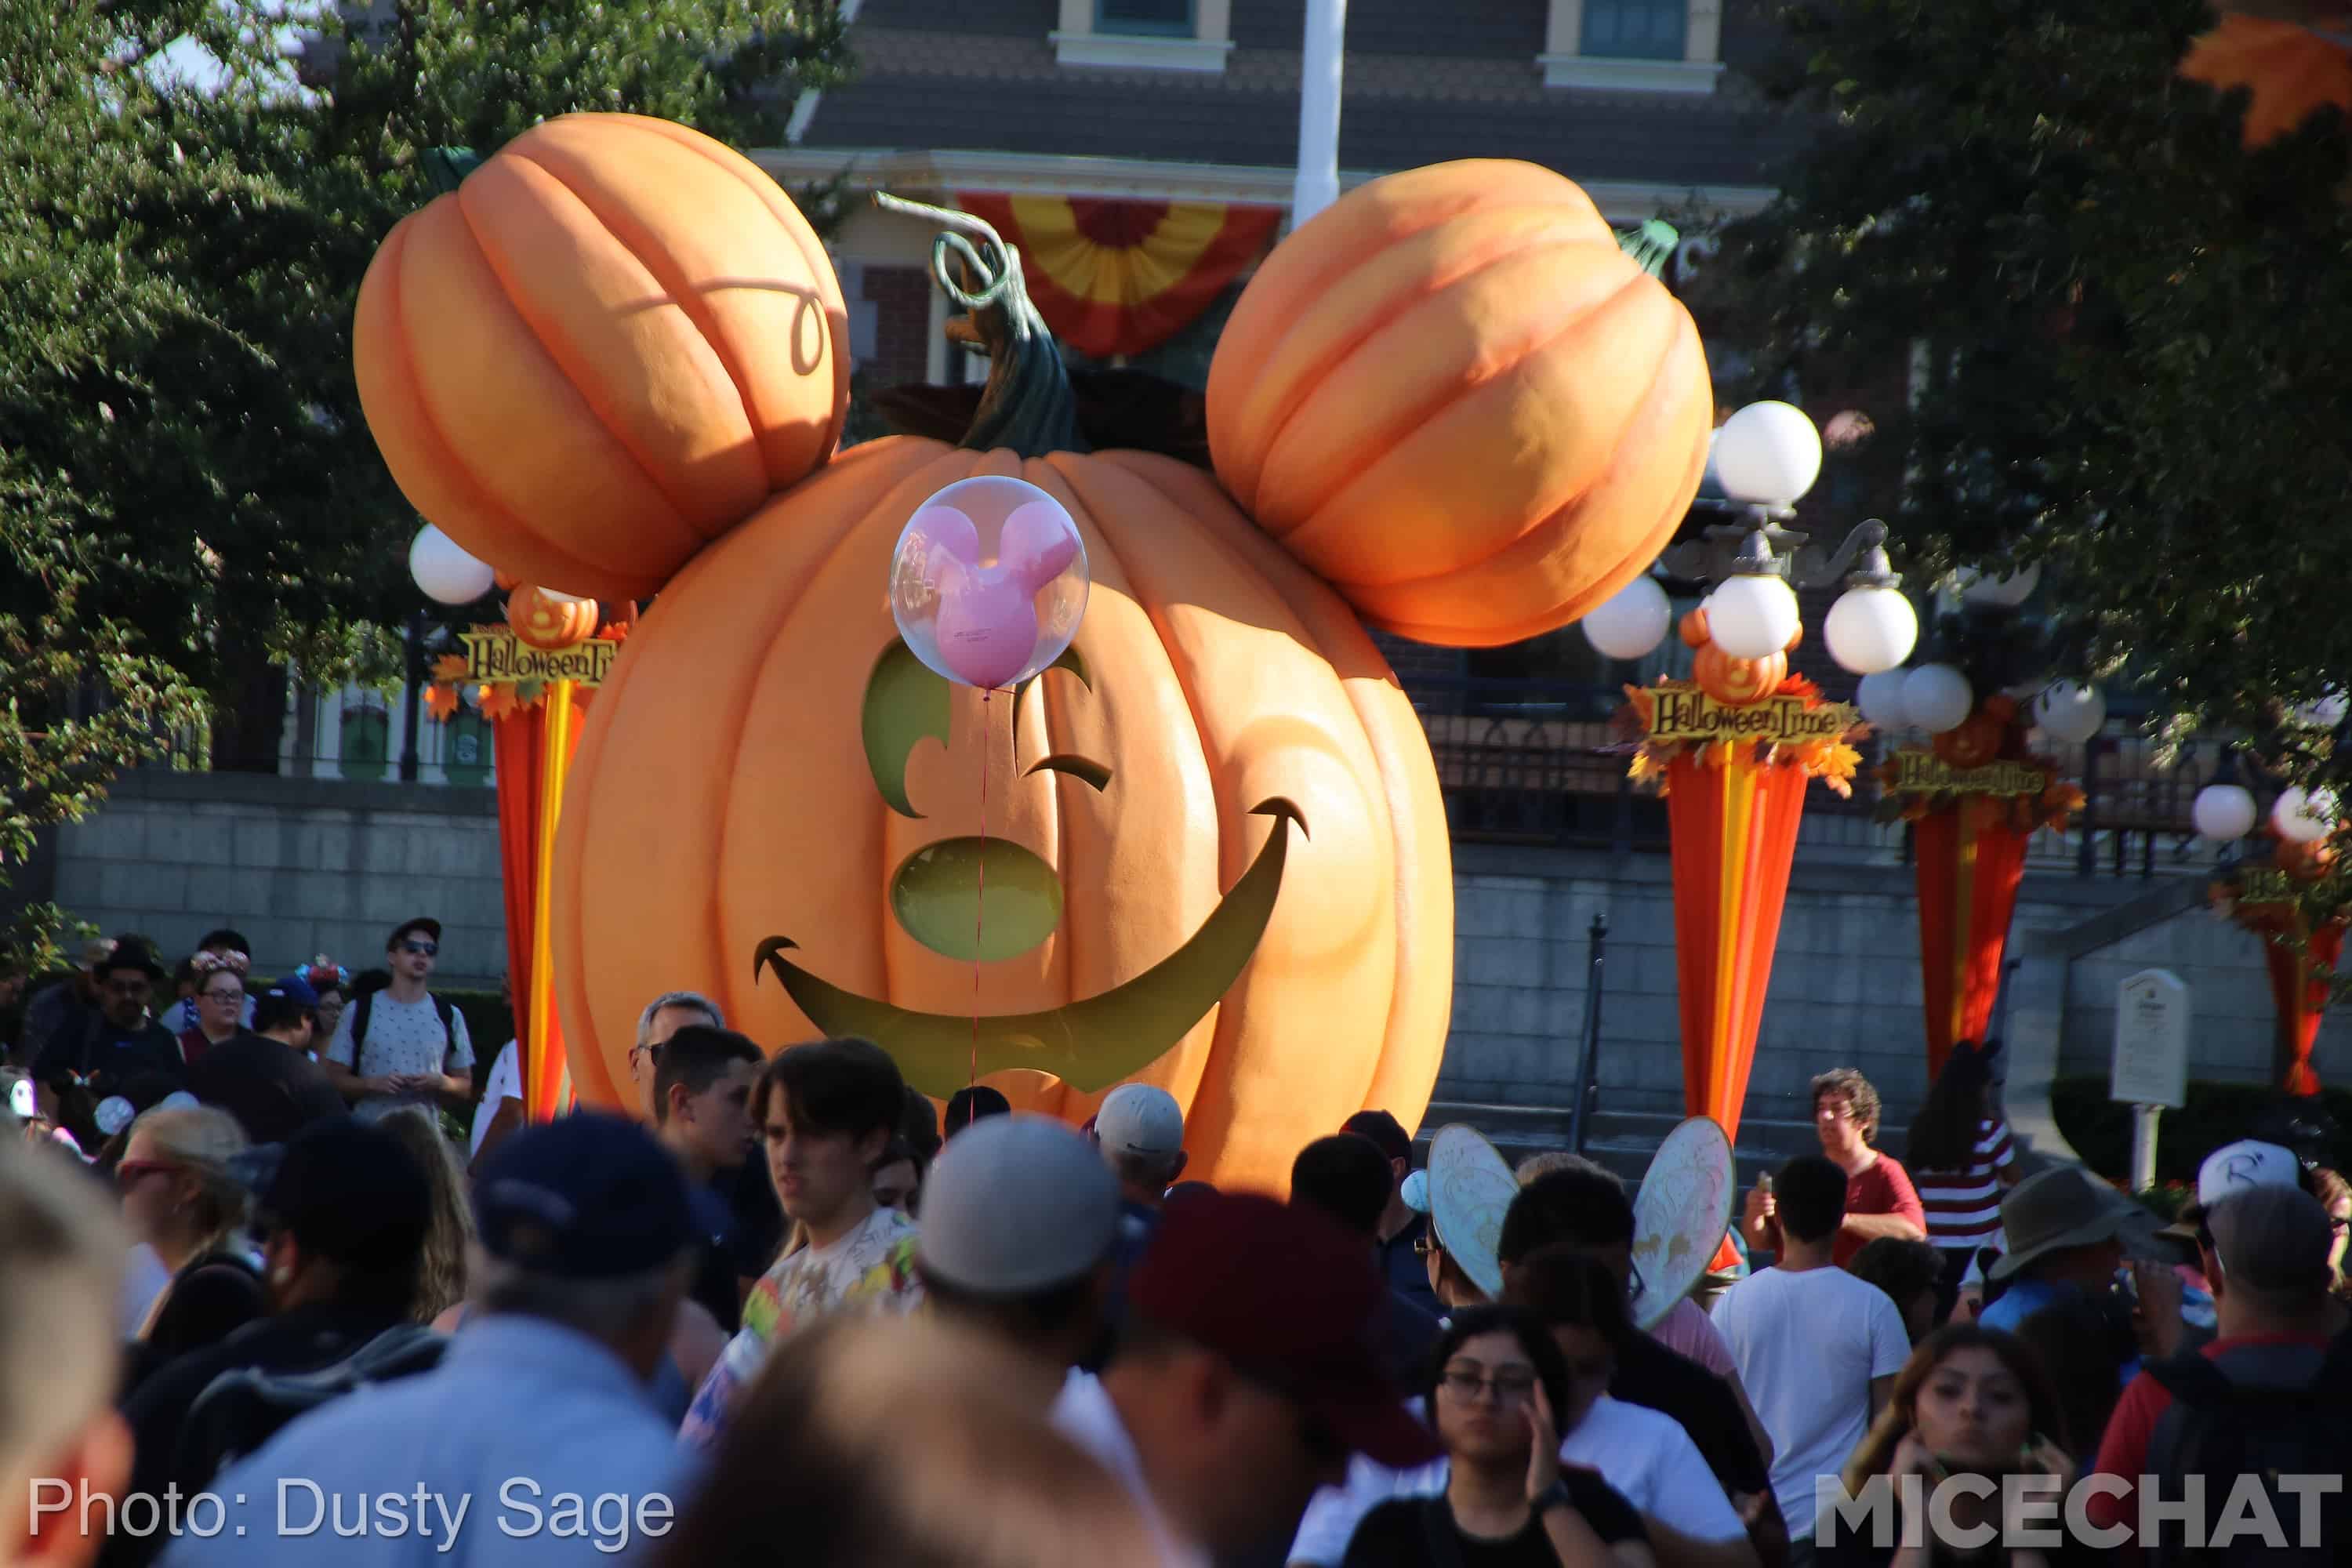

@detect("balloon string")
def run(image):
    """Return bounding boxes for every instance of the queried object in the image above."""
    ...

[972,688,990,1094]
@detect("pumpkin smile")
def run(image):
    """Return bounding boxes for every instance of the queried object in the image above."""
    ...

[753,798,1305,1098]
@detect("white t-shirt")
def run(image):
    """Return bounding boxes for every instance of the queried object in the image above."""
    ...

[469,1040,521,1159]
[1709,1264,1911,1536]
[327,990,474,1087]
[1052,1372,1212,1568]
[1287,1392,1743,1565]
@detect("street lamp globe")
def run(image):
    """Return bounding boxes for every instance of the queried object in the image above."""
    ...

[1712,401,1823,507]
[2033,681,2107,746]
[1822,584,1918,674]
[1855,669,1913,731]
[2191,783,2258,843]
[1902,663,1974,734]
[1581,573,1672,661]
[409,524,495,605]
[2274,786,2339,845]
[1706,572,1801,660]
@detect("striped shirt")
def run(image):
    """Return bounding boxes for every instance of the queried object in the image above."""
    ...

[1911,1118,2015,1247]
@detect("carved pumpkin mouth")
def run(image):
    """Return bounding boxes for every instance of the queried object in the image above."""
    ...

[753,798,1305,1098]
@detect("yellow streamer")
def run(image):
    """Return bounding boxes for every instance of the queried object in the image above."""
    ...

[525,680,576,1120]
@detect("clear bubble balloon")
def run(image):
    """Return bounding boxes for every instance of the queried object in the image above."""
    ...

[890,476,1090,691]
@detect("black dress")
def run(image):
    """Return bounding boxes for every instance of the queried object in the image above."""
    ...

[1344,1472,1647,1568]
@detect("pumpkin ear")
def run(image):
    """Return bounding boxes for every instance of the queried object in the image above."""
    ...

[354,113,852,604]
[1203,159,1711,650]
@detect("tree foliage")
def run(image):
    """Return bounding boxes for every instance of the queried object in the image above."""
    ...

[1707,0,2352,752]
[0,1,851,956]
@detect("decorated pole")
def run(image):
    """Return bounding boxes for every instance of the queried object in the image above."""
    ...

[1878,705,2085,1080]
[1628,622,1864,1146]
[2211,836,2346,1095]
[429,590,626,1118]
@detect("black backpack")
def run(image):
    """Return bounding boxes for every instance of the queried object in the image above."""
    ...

[173,1324,448,1482]
[345,990,457,1075]
[2142,1336,2352,1566]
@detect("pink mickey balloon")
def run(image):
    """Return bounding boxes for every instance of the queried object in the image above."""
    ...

[889,477,1090,691]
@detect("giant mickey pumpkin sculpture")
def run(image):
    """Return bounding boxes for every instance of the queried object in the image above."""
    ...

[354,116,1711,1189]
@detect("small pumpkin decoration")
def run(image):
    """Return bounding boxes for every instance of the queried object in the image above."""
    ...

[550,201,1458,1189]
[1692,643,1786,707]
[508,586,601,651]
[354,114,849,603]
[2180,10,2352,149]
[1205,160,1713,648]
[1933,706,2008,768]
[2278,835,2337,880]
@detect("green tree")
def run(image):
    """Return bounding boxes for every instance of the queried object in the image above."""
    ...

[0,1,850,960]
[1707,0,2352,749]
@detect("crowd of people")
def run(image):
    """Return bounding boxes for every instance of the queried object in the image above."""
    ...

[7,935,2352,1567]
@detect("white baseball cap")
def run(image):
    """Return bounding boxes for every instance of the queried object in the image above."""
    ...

[2197,1140,2302,1209]
[916,1115,1120,1296]
[1094,1083,1184,1158]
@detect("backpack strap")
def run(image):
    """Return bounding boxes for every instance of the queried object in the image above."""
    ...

[346,993,459,1076]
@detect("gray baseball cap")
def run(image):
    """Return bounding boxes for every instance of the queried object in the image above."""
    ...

[916,1114,1120,1296]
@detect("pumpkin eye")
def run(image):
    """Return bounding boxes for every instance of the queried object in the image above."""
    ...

[1025,754,1112,793]
[862,641,952,818]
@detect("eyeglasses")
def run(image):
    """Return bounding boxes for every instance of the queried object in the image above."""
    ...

[1438,1367,1538,1404]
[114,1159,180,1190]
[630,1042,663,1071]
[201,988,244,1004]
[399,941,437,956]
[1413,1233,1441,1258]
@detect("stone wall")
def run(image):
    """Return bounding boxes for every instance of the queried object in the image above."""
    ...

[41,778,2294,1117]
[1441,842,2288,1132]
[45,771,506,989]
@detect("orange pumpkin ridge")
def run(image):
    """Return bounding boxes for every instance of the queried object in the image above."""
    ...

[354,113,850,603]
[1207,160,1711,649]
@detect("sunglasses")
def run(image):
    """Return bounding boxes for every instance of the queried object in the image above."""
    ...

[114,1159,180,1190]
[1414,1233,1441,1258]
[399,940,437,956]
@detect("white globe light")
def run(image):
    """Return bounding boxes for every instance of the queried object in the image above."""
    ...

[1821,586,1919,675]
[1712,401,1824,506]
[2033,681,2107,745]
[1955,563,2041,609]
[1903,663,1974,734]
[1856,670,1913,731]
[2274,786,2339,844]
[1704,573,1801,660]
[1581,573,1672,661]
[408,525,495,605]
[2192,783,2259,843]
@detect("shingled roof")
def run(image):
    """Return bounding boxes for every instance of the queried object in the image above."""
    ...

[797,0,1809,195]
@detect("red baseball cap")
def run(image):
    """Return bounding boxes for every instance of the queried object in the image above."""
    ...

[1127,1191,1440,1469]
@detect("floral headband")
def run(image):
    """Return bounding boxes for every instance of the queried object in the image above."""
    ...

[191,950,250,977]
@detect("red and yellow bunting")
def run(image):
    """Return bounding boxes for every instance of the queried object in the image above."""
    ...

[956,192,1280,358]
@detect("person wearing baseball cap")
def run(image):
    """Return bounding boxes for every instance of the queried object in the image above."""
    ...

[916,1114,1122,1410]
[182,976,344,1146]
[164,1114,701,1568]
[30,938,183,1126]
[113,1118,434,1564]
[1087,1083,1190,1366]
[1050,1189,1440,1566]
[321,916,474,1116]
[2082,1184,2351,1541]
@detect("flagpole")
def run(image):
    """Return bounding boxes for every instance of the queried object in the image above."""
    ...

[1292,0,1347,225]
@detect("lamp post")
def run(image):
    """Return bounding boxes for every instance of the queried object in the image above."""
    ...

[1587,401,1911,1155]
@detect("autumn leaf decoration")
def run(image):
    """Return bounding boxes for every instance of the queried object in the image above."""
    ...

[1618,675,1871,798]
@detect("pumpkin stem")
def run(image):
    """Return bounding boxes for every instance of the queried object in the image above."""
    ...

[1617,218,1679,279]
[873,193,1090,458]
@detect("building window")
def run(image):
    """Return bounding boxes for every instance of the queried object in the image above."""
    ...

[1096,0,1193,36]
[1580,0,1686,61]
